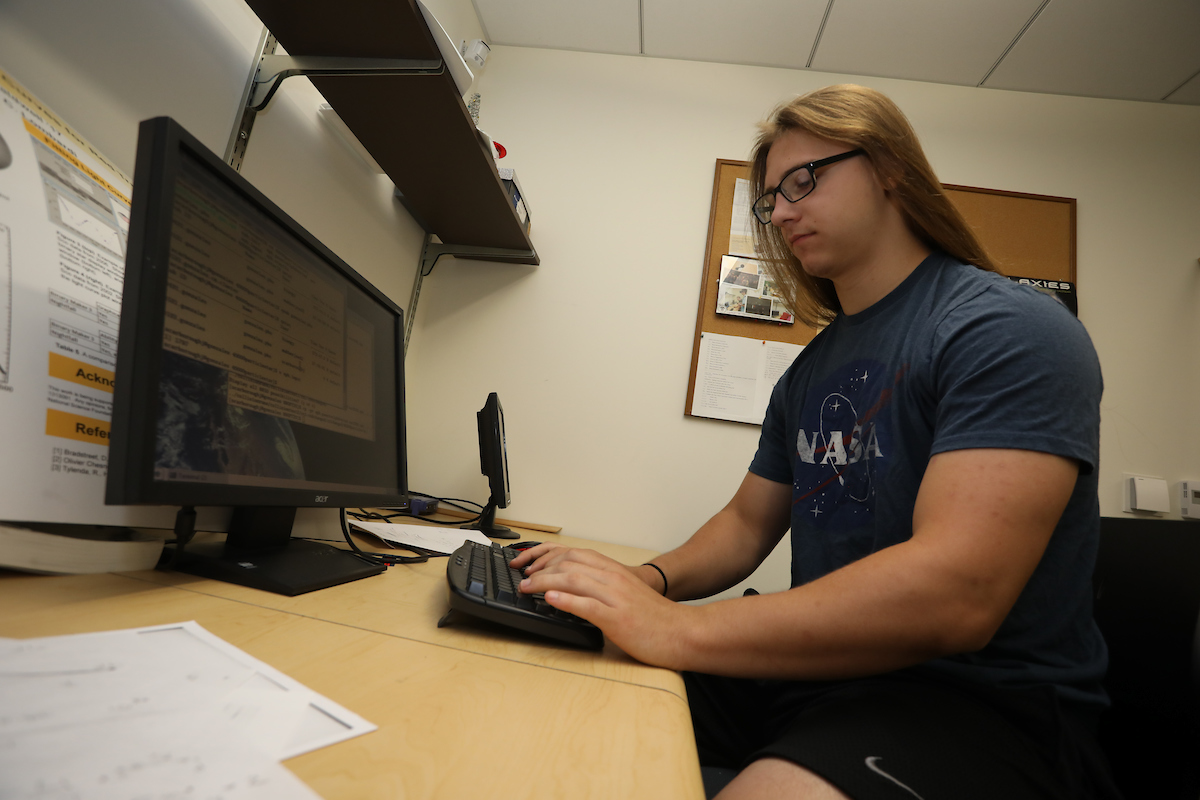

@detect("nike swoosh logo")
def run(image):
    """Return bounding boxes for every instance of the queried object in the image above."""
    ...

[865,756,926,800]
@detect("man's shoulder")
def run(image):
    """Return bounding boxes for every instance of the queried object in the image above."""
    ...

[924,258,1081,338]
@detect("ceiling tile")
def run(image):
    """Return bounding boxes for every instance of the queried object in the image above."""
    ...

[642,0,828,70]
[1165,69,1200,105]
[984,0,1200,101]
[474,0,640,54]
[810,0,1045,86]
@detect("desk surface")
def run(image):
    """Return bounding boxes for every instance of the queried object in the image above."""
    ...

[0,528,704,799]
[128,527,685,696]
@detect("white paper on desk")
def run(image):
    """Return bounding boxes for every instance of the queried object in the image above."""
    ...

[153,622,376,759]
[350,520,492,554]
[0,622,257,736]
[1,720,322,800]
[691,332,804,425]
[0,620,376,795]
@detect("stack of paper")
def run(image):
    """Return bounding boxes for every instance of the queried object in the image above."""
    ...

[350,520,492,554]
[0,621,375,799]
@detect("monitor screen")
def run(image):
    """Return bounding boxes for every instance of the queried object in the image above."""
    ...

[106,117,406,593]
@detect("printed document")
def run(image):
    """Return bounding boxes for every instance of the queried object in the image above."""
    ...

[691,332,804,425]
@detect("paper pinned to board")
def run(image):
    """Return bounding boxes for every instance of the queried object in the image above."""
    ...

[729,178,756,257]
[691,332,804,425]
[350,520,492,554]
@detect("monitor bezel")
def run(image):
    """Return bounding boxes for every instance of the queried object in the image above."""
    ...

[106,116,408,511]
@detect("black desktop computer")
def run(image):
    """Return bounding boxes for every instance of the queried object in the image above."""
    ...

[106,116,407,595]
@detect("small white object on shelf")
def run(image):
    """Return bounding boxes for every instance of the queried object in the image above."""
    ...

[498,167,529,228]
[416,0,474,95]
[461,39,490,70]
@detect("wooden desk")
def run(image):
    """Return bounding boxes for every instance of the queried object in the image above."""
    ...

[0,531,704,799]
[127,527,685,697]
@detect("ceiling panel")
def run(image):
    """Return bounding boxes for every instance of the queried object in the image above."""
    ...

[1165,70,1200,105]
[473,0,640,55]
[984,0,1200,101]
[642,0,828,70]
[471,0,1200,106]
[811,0,1045,86]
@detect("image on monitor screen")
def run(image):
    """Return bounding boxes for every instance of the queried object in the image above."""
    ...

[106,117,408,595]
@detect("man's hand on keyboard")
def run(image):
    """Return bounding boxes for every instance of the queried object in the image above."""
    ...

[508,545,694,669]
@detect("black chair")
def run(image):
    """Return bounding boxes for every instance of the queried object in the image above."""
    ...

[1093,517,1200,799]
[700,519,1200,799]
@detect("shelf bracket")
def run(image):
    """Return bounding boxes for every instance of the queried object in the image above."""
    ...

[226,28,278,171]
[249,54,445,111]
[404,236,537,354]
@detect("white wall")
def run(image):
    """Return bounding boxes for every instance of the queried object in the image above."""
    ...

[405,46,1200,597]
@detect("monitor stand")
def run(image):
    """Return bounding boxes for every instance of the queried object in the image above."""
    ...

[167,506,384,596]
[466,500,519,539]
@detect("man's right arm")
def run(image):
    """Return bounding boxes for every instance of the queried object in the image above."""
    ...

[640,471,791,600]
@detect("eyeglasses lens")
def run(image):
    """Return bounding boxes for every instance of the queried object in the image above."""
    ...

[752,195,775,224]
[753,167,818,224]
[781,168,815,203]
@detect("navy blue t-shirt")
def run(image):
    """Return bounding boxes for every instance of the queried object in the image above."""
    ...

[750,252,1108,709]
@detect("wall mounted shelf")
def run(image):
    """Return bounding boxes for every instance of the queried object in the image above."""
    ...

[242,0,538,263]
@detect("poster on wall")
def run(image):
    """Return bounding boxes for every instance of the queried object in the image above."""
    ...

[0,68,173,526]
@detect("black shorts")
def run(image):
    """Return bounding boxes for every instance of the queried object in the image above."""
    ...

[684,671,1122,800]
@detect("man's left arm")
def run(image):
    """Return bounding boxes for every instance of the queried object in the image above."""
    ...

[532,447,1078,678]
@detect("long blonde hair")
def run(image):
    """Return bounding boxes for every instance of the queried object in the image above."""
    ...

[750,84,998,326]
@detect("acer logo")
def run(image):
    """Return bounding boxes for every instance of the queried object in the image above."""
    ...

[314,495,329,503]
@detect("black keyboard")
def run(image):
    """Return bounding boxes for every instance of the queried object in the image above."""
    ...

[444,541,603,650]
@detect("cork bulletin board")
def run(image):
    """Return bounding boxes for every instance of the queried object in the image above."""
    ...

[684,160,1077,422]
[943,184,1076,284]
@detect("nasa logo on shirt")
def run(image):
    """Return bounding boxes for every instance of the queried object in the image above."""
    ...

[792,359,902,530]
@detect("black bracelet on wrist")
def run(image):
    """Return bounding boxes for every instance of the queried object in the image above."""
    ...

[643,562,668,597]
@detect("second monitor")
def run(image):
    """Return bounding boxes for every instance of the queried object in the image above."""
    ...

[465,392,518,539]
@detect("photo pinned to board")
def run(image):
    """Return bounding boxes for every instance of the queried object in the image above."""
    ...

[716,255,793,324]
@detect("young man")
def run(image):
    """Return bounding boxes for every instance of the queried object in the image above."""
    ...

[510,85,1117,800]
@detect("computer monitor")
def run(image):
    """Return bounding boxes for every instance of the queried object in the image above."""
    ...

[467,392,518,539]
[106,116,407,595]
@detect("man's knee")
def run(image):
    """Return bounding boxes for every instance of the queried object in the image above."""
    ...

[717,757,852,800]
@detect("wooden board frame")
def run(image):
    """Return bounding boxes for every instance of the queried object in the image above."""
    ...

[684,161,1078,420]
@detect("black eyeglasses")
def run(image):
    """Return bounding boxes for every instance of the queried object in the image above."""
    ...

[751,149,865,224]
